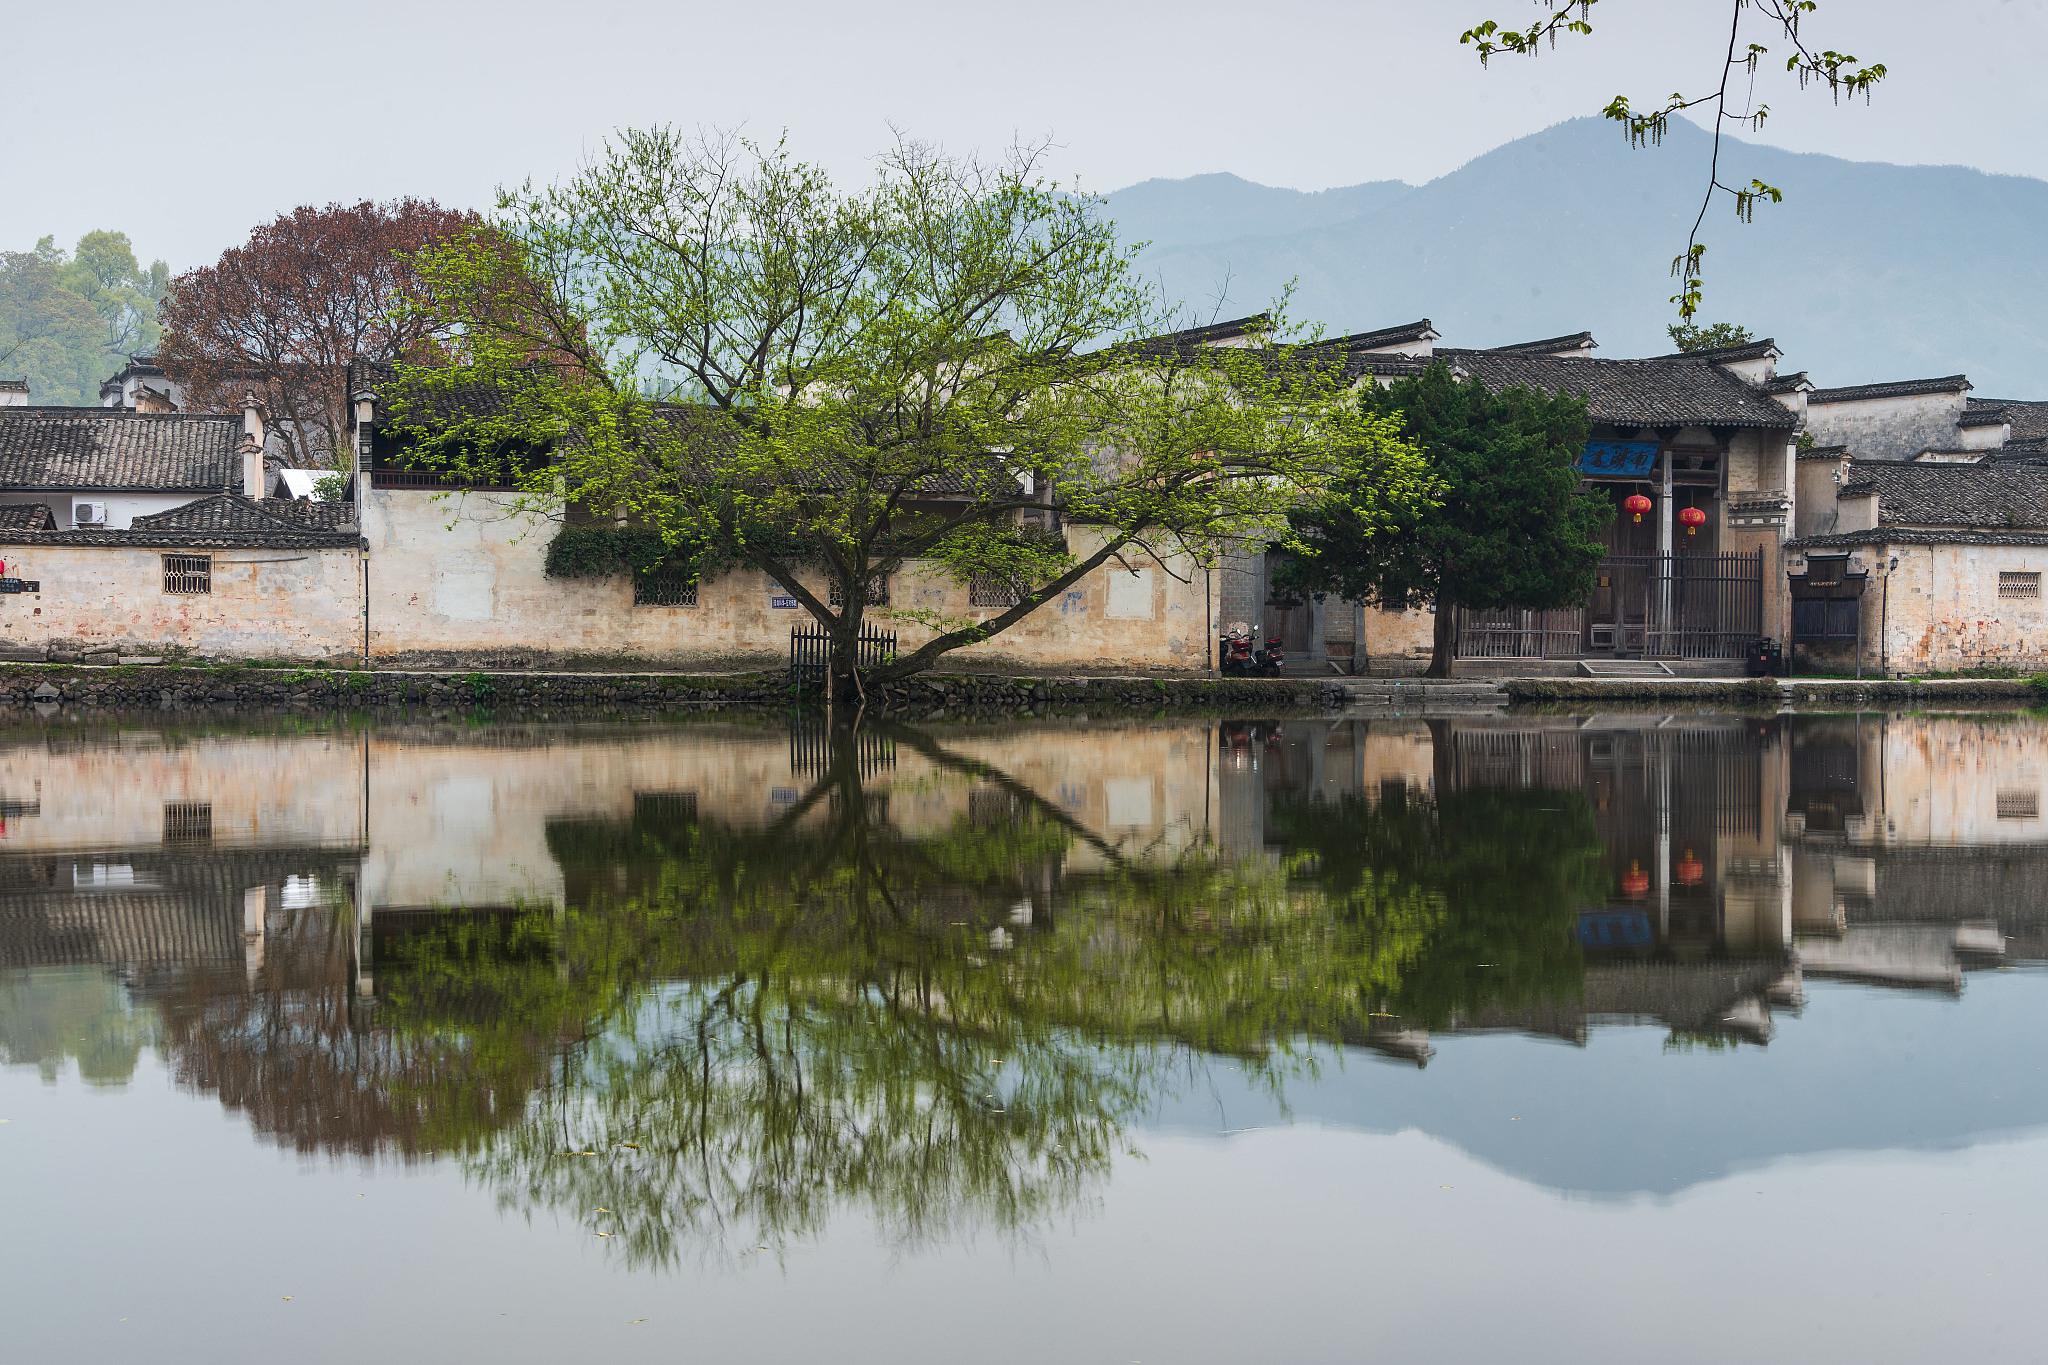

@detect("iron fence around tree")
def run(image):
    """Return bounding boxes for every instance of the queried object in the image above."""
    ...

[789,624,898,693]
[1459,549,1764,661]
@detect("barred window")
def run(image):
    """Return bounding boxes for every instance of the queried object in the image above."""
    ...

[1997,790,2039,820]
[162,554,212,595]
[829,574,891,608]
[163,801,213,843]
[969,573,1021,608]
[1998,571,2041,599]
[633,566,698,607]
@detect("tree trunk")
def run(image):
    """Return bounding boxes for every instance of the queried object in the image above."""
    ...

[1425,601,1457,679]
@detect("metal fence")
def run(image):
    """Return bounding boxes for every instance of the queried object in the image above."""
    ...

[789,624,897,693]
[1459,549,1763,660]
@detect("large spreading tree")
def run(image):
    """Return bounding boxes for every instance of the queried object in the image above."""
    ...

[386,128,1432,699]
[157,199,477,466]
[1280,364,1610,677]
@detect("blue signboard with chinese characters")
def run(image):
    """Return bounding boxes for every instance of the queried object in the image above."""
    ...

[1577,909,1654,948]
[1577,439,1661,478]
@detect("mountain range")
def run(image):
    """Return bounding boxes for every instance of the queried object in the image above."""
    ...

[1103,117,2048,395]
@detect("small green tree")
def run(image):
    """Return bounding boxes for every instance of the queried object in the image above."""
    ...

[1666,321,1754,353]
[387,128,1432,699]
[1280,364,1610,677]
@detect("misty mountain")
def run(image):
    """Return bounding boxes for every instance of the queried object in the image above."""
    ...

[1103,118,2048,395]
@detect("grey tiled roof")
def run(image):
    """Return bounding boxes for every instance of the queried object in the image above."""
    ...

[1317,319,1437,352]
[1796,444,1850,461]
[129,492,358,539]
[1791,528,2048,550]
[1431,349,1799,429]
[1764,371,1811,394]
[1973,398,2048,445]
[1838,460,2048,530]
[0,409,240,491]
[0,504,55,531]
[1641,338,1781,364]
[1958,407,2010,429]
[1489,331,1595,354]
[1808,375,1971,404]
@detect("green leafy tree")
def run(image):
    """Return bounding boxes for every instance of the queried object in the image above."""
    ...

[388,128,1431,699]
[1460,0,1884,319]
[1666,321,1755,353]
[1280,364,1611,677]
[0,232,166,404]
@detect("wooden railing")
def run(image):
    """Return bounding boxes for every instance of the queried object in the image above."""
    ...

[1459,549,1764,660]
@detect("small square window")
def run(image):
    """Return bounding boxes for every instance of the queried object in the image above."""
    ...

[969,573,1021,608]
[163,554,212,595]
[163,801,213,843]
[633,566,698,607]
[829,575,891,608]
[1998,571,2041,599]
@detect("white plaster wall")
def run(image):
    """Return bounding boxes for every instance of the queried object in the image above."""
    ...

[1868,541,2048,675]
[0,492,203,531]
[0,541,363,660]
[1805,391,1969,462]
[361,489,1214,672]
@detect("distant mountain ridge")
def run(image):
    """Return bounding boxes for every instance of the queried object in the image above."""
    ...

[1102,118,2048,395]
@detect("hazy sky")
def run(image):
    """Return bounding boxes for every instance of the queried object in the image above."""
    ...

[7,0,2043,268]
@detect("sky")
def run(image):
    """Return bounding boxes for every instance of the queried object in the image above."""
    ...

[6,0,2044,269]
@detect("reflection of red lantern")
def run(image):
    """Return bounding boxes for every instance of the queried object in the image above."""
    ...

[1679,506,1707,537]
[1676,848,1704,886]
[1623,493,1653,523]
[1621,860,1650,899]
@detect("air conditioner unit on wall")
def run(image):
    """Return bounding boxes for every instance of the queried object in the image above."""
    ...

[74,502,107,526]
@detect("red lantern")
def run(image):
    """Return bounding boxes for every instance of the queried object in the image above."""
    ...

[1679,506,1707,537]
[1623,493,1653,523]
[1676,849,1704,886]
[1620,860,1650,899]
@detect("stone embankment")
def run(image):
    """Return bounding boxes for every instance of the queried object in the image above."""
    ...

[0,663,1345,717]
[1503,676,2046,705]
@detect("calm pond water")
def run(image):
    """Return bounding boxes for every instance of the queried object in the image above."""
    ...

[3,710,2046,1363]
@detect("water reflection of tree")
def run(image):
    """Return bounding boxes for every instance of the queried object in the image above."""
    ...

[0,967,155,1086]
[1263,780,1609,1028]
[135,723,1610,1266]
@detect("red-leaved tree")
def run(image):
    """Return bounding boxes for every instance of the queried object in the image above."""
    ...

[158,199,476,467]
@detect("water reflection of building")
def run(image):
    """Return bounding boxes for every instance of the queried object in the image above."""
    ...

[1216,710,2045,1057]
[1,712,2040,1126]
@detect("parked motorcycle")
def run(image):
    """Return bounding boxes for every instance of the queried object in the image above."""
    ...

[1219,628,1257,674]
[1254,636,1285,675]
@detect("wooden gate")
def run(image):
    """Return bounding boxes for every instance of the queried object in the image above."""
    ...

[1459,549,1763,660]
[789,624,897,692]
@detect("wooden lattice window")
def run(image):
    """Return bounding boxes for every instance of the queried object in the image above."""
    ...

[633,566,698,607]
[829,575,891,608]
[162,554,212,595]
[969,574,1020,608]
[1998,571,2041,599]
[163,801,213,843]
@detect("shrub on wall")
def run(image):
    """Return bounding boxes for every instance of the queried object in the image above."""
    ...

[544,525,732,585]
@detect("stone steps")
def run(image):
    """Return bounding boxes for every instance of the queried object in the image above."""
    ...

[1576,659,1676,678]
[1328,679,1510,713]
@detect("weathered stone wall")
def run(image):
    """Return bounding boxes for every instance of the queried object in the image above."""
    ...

[1870,542,2048,674]
[0,541,363,662]
[362,491,1215,672]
